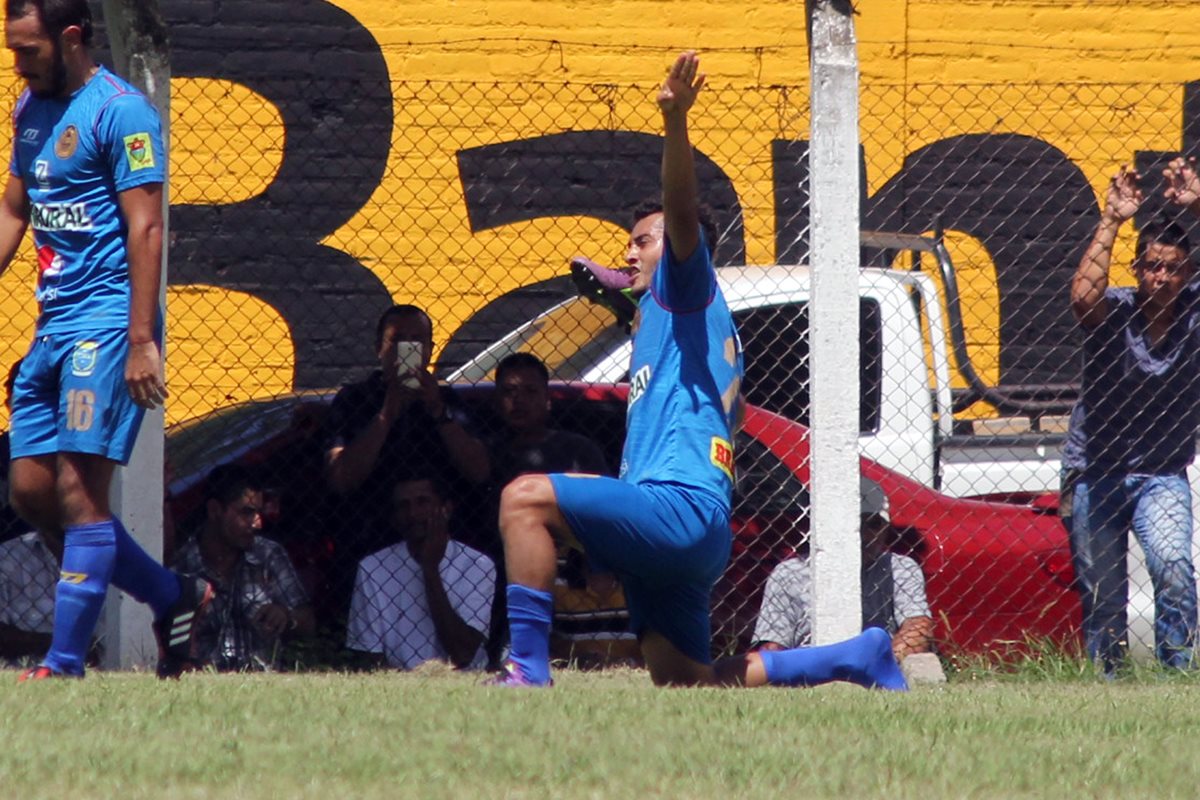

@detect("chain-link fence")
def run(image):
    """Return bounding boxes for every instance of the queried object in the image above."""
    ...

[3,72,1198,673]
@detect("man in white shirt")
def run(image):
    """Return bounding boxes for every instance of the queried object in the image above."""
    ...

[347,476,495,670]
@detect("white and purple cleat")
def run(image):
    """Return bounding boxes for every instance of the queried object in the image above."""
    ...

[484,660,553,688]
[570,256,636,291]
[569,256,638,326]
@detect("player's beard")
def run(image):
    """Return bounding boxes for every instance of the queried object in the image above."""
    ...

[31,40,69,98]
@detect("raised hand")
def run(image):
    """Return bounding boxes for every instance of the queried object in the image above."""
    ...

[1103,166,1143,223]
[657,51,706,117]
[1163,156,1200,213]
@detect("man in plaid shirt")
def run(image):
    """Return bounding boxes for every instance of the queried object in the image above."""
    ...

[173,465,315,671]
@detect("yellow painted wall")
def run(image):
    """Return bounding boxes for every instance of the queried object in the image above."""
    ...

[0,0,1197,426]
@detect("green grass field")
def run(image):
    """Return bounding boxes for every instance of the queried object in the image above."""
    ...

[4,664,1200,799]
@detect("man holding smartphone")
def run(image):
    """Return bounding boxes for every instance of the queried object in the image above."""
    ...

[323,306,490,616]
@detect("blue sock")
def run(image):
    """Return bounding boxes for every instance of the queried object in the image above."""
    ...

[43,522,118,676]
[759,627,908,691]
[506,584,553,685]
[110,516,180,619]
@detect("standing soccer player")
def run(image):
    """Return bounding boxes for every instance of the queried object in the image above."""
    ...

[492,51,906,690]
[2,0,211,679]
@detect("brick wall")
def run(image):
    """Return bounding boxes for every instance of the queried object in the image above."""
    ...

[0,0,1195,423]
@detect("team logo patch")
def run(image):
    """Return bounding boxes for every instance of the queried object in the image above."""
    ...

[55,125,78,159]
[123,133,155,171]
[71,340,100,377]
[710,436,734,480]
[60,571,87,584]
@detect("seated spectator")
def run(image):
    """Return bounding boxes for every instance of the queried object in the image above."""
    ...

[0,359,28,543]
[172,465,316,671]
[347,476,495,670]
[0,529,86,666]
[486,353,634,667]
[489,352,609,486]
[753,477,934,663]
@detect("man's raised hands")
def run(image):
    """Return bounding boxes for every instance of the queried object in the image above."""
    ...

[1102,165,1144,224]
[1163,156,1200,216]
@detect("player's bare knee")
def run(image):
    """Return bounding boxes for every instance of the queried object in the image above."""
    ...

[647,669,674,687]
[9,464,56,529]
[54,462,111,525]
[499,475,555,529]
[641,632,715,687]
[646,662,705,687]
[9,481,42,525]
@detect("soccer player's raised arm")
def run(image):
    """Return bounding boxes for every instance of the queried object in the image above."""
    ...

[0,174,30,274]
[658,51,705,264]
[119,182,167,408]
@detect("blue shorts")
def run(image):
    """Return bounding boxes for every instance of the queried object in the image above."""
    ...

[10,328,145,464]
[547,474,731,664]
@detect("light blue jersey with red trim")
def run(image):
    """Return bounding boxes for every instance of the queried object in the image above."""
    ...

[9,66,164,334]
[619,230,744,507]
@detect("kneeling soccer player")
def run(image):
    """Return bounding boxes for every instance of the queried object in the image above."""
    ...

[490,51,906,691]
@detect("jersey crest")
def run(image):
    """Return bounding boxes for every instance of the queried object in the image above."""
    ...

[55,125,78,159]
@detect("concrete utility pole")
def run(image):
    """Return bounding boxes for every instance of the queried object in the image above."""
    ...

[100,0,171,670]
[804,0,862,645]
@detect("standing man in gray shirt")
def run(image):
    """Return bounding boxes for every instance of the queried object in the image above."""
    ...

[1067,160,1200,674]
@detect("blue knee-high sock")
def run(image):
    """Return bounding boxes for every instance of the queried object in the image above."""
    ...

[506,584,553,685]
[43,522,118,676]
[759,627,908,691]
[110,516,179,619]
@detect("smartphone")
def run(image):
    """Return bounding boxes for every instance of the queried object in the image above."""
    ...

[395,340,424,388]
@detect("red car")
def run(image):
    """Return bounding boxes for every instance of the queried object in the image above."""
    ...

[730,396,1080,658]
[165,382,1081,661]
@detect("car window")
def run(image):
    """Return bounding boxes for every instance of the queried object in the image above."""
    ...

[734,431,810,534]
[451,297,629,383]
[165,394,330,495]
[734,299,882,434]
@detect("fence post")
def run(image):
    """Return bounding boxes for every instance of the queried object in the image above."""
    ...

[100,0,171,670]
[805,0,862,645]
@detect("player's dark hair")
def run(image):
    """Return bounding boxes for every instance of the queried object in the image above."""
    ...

[204,464,262,507]
[631,198,720,261]
[1136,219,1190,261]
[495,352,549,387]
[374,304,432,350]
[6,0,93,45]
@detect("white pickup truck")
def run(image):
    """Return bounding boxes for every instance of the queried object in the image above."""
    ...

[449,230,1071,501]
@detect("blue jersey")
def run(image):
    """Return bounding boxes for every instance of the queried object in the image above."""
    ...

[10,66,165,334]
[619,230,744,507]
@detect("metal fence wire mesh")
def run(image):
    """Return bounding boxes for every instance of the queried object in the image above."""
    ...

[3,73,1199,672]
